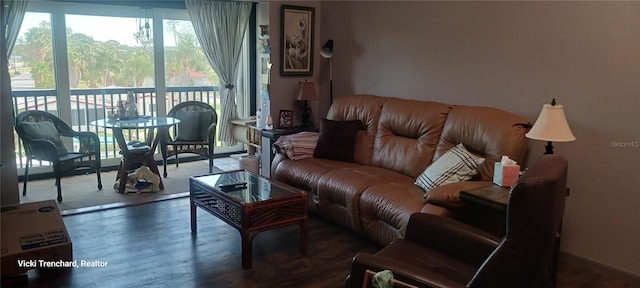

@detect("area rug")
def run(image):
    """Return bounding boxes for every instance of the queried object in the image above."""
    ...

[19,160,223,215]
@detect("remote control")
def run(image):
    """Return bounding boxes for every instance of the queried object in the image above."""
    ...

[219,182,247,192]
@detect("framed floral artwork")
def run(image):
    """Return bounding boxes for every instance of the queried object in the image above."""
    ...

[280,5,314,76]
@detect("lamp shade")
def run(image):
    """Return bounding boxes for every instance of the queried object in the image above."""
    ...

[320,40,334,59]
[526,104,576,142]
[297,81,319,101]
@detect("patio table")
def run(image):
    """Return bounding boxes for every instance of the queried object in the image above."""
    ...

[90,116,180,193]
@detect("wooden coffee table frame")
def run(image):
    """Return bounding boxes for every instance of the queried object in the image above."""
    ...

[189,171,308,269]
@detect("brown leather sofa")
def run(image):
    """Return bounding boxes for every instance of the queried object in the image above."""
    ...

[271,95,530,246]
[346,154,569,288]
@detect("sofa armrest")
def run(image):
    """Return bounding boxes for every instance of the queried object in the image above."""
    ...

[348,253,466,288]
[270,152,290,180]
[405,213,501,267]
[426,181,494,209]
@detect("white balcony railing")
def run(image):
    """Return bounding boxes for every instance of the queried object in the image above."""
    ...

[12,86,220,170]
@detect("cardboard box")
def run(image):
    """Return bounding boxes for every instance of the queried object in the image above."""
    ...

[493,163,520,187]
[1,200,72,276]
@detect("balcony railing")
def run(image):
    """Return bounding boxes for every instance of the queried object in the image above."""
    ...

[12,86,220,169]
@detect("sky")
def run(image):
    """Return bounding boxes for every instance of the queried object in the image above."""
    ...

[19,12,180,47]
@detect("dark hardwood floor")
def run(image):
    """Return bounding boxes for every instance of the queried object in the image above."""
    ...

[2,198,636,288]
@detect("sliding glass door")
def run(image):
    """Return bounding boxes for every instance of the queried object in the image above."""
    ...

[10,1,252,172]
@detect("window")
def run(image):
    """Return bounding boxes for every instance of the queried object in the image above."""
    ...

[10,2,254,171]
[163,19,216,87]
[11,12,55,90]
[65,14,155,89]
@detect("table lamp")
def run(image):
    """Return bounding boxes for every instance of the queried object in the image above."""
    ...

[525,98,576,154]
[297,80,319,129]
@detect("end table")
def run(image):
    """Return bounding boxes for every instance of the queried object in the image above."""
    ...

[459,185,509,212]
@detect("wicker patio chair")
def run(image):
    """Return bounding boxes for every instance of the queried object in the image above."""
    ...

[15,110,102,202]
[160,101,217,177]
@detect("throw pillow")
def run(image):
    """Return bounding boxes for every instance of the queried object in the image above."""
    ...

[313,118,362,162]
[175,110,213,141]
[415,143,485,193]
[20,121,69,155]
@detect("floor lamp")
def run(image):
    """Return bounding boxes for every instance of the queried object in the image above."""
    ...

[320,40,334,104]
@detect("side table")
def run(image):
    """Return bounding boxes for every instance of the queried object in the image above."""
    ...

[459,184,510,237]
[459,185,509,212]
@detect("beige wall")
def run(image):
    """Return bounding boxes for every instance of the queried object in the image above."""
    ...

[317,1,640,276]
[267,1,324,128]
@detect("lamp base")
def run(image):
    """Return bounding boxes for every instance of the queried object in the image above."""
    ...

[299,100,314,130]
[545,141,554,155]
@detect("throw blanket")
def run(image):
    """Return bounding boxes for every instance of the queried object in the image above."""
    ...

[273,132,319,160]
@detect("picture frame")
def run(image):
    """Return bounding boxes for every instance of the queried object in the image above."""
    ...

[278,110,294,129]
[280,5,314,76]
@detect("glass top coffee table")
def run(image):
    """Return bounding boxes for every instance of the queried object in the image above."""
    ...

[189,170,308,269]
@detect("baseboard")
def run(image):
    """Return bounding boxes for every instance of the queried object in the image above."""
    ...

[560,251,640,287]
[61,192,190,216]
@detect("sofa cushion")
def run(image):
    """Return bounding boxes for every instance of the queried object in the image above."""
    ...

[175,110,213,141]
[359,182,426,245]
[273,156,361,195]
[317,165,415,233]
[415,144,485,193]
[20,121,69,155]
[314,118,362,162]
[372,98,452,178]
[326,94,388,166]
[434,105,530,181]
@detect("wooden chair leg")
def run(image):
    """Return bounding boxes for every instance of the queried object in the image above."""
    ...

[145,157,164,190]
[118,159,129,193]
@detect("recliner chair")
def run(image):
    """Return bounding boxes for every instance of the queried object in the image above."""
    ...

[347,154,568,288]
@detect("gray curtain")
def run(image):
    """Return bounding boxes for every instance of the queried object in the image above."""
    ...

[4,0,28,56]
[1,0,28,204]
[185,0,251,146]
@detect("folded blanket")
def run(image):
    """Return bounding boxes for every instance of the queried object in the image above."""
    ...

[273,131,319,160]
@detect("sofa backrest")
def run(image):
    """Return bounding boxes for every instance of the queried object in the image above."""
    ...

[328,95,530,180]
[327,94,387,165]
[371,98,452,178]
[434,106,531,181]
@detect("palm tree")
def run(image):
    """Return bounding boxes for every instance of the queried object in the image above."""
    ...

[19,21,54,88]
[67,33,95,88]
